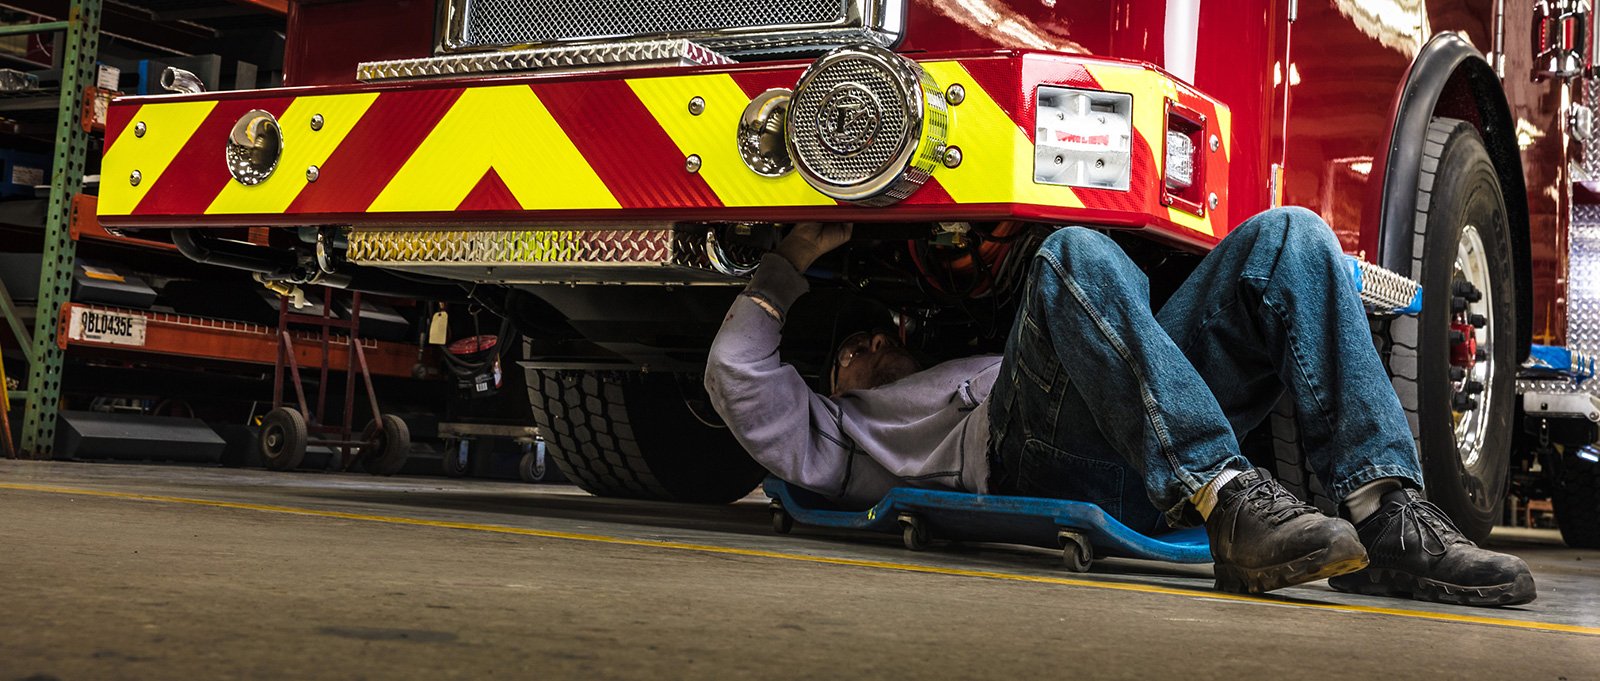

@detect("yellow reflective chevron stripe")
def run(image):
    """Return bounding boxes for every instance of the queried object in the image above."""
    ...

[628,74,834,207]
[368,85,617,212]
[207,93,379,214]
[921,62,1085,209]
[100,100,217,216]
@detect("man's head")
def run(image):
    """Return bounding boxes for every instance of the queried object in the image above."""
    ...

[829,329,920,396]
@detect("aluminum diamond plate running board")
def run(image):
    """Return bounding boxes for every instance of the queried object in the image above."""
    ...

[1521,204,1600,400]
[345,226,762,285]
[357,39,733,82]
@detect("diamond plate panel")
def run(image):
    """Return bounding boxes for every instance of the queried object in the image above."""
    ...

[345,227,757,285]
[1524,204,1600,394]
[358,39,733,82]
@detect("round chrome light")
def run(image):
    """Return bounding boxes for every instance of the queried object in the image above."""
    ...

[737,88,794,177]
[226,109,283,186]
[786,44,949,206]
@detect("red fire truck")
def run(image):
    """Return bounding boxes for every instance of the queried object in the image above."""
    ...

[97,0,1600,547]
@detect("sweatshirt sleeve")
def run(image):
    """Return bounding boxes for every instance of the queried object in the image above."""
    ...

[703,254,853,496]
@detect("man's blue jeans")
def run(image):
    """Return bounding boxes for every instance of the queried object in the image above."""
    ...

[987,207,1425,532]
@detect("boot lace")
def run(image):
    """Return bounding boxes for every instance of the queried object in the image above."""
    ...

[1236,476,1316,524]
[1378,496,1468,557]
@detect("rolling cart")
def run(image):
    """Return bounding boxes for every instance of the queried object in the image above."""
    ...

[764,478,1212,572]
[257,289,410,475]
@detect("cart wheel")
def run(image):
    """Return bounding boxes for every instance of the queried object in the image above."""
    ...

[442,439,471,478]
[770,503,793,534]
[517,442,548,483]
[1059,531,1093,573]
[361,414,411,476]
[259,407,307,472]
[899,514,929,551]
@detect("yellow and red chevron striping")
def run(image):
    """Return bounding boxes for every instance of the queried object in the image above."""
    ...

[100,54,1231,247]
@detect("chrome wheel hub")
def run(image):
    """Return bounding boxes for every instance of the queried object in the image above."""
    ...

[1450,224,1493,471]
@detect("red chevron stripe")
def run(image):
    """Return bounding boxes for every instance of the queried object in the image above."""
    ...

[728,67,806,101]
[535,79,722,210]
[132,97,294,216]
[287,88,463,215]
[456,167,520,211]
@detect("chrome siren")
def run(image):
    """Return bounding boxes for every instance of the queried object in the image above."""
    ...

[785,44,948,206]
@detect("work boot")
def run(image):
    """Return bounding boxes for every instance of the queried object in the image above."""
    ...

[1207,468,1369,594]
[1328,488,1536,607]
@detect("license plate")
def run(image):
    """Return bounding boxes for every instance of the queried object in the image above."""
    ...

[69,308,146,347]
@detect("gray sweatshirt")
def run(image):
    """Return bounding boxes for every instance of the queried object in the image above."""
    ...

[704,254,1000,507]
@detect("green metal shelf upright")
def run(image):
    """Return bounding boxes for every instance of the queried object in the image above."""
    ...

[2,1,103,458]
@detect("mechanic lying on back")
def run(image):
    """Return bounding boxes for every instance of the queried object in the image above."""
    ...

[705,207,1535,607]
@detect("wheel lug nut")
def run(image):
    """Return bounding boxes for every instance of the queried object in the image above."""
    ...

[1450,367,1466,381]
[1464,380,1484,395]
[1453,395,1479,411]
[1469,313,1488,328]
[1475,348,1488,361]
[1451,296,1469,313]
[1449,330,1467,344]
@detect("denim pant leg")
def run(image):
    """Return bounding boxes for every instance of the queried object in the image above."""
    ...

[989,227,1252,529]
[1153,206,1425,500]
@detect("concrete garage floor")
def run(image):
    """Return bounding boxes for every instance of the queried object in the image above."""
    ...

[1,460,1597,680]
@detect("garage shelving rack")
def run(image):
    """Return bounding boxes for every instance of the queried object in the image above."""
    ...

[0,0,302,458]
[2,1,106,458]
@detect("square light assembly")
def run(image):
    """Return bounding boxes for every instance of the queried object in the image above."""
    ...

[1033,86,1133,191]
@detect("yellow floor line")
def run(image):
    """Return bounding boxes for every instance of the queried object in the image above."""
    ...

[4,480,1595,637]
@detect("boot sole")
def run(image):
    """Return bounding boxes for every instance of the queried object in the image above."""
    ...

[1214,535,1369,595]
[1327,568,1537,607]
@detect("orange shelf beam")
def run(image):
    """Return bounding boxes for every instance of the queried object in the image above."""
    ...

[58,302,424,379]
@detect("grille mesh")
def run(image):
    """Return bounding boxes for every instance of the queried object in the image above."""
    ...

[789,59,909,185]
[458,0,848,49]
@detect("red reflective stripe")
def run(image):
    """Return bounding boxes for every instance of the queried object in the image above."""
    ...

[728,68,806,100]
[133,97,294,216]
[900,176,954,206]
[1015,59,1101,135]
[286,88,463,215]
[456,167,520,212]
[1073,129,1154,215]
[535,79,722,209]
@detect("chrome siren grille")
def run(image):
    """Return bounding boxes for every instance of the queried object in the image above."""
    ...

[785,44,947,206]
[441,0,905,57]
[789,60,909,185]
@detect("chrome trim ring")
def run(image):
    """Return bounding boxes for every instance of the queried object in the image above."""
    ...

[785,44,947,206]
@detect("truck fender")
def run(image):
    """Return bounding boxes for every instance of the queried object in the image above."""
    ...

[1374,32,1532,359]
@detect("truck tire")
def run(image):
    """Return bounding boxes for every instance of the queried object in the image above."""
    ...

[1262,400,1337,515]
[1379,118,1517,540]
[1262,119,1515,541]
[1554,453,1600,548]
[525,369,765,503]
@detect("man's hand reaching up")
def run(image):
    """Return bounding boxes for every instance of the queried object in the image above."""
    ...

[775,223,853,273]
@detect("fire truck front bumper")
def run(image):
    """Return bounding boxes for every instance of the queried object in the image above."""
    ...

[101,48,1233,282]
